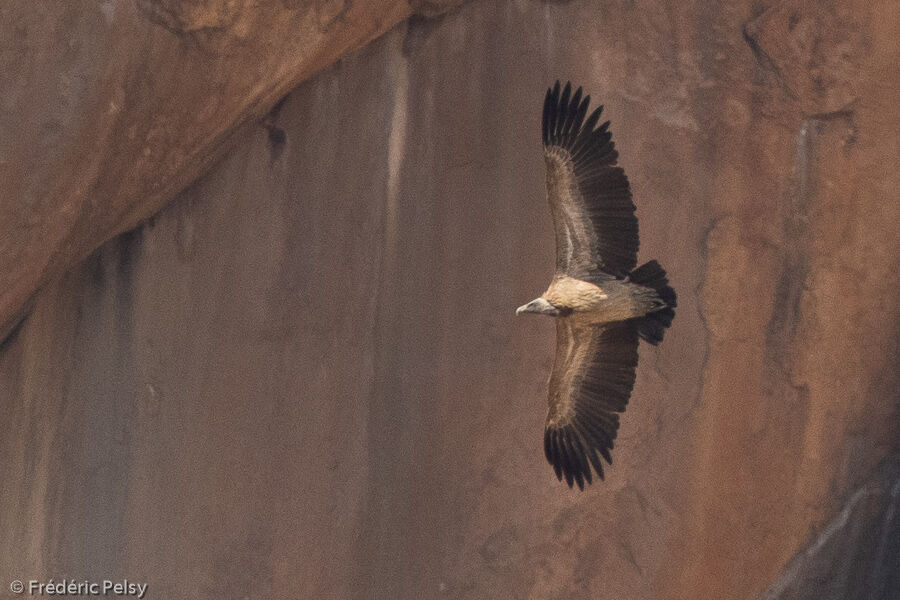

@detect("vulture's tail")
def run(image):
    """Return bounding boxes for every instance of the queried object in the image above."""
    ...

[628,260,676,345]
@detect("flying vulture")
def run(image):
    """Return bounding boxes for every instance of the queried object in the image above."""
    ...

[516,81,677,490]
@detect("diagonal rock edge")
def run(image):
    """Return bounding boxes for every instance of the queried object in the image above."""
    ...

[0,0,466,344]
[759,456,900,600]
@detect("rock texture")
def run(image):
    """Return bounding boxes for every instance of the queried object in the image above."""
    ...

[759,458,900,600]
[0,0,466,341]
[1,0,899,599]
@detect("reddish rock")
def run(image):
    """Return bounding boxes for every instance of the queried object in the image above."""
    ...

[0,0,422,338]
[0,0,897,599]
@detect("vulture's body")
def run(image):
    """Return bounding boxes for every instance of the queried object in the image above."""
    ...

[516,82,677,490]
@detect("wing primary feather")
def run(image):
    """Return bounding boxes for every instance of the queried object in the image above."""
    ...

[545,82,561,146]
[578,414,613,447]
[564,427,590,490]
[543,428,553,464]
[571,110,605,153]
[559,430,576,488]
[580,104,604,139]
[575,426,604,480]
[572,462,584,492]
[566,428,588,485]
[567,97,589,147]
[556,82,572,139]
[561,428,579,485]
[550,430,564,480]
[574,127,613,163]
[570,428,593,486]
[563,87,583,141]
[542,87,553,145]
[577,408,614,454]
[559,87,575,140]
[573,130,612,164]
[567,96,591,152]
[587,447,606,480]
[579,402,621,433]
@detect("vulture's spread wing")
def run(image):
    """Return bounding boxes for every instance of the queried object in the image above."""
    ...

[543,81,638,279]
[544,319,639,489]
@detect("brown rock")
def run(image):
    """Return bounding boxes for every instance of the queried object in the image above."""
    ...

[0,0,898,599]
[0,0,421,337]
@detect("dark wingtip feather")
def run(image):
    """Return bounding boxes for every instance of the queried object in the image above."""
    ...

[557,83,572,139]
[586,447,606,481]
[543,82,561,146]
[545,422,616,491]
[562,87,583,141]
[583,103,603,131]
[570,431,593,486]
[542,84,619,172]
[550,430,563,481]
[542,88,552,145]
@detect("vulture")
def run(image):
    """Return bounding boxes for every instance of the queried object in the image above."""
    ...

[516,81,677,489]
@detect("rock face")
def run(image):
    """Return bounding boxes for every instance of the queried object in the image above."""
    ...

[1,1,898,599]
[0,0,449,340]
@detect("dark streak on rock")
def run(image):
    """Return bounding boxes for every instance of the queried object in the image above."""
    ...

[0,279,37,351]
[762,118,814,411]
[402,12,445,56]
[763,108,857,409]
[90,247,106,290]
[266,126,287,164]
[806,108,858,150]
[267,94,290,121]
[0,305,29,354]
[692,216,721,412]
[621,540,645,576]
[114,230,141,350]
[402,2,472,57]
[742,21,799,101]
[116,228,142,286]
[762,250,808,392]
[263,96,289,164]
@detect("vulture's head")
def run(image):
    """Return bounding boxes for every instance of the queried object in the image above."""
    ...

[516,297,564,317]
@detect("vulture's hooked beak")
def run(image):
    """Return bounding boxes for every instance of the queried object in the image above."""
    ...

[516,297,560,316]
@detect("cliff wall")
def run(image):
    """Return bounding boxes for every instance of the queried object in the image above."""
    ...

[1,1,898,598]
[0,0,465,339]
